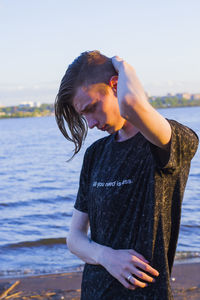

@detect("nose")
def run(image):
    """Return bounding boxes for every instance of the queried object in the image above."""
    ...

[87,117,98,129]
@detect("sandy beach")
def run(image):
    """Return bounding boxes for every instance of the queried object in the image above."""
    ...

[0,262,199,299]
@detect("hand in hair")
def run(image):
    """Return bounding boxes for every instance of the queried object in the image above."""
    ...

[111,56,148,112]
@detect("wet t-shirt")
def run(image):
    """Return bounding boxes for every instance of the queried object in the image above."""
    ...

[74,120,199,300]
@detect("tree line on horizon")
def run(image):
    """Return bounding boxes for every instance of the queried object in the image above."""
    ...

[150,96,200,109]
[0,97,200,119]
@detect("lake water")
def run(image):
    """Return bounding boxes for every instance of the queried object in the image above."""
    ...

[0,106,199,278]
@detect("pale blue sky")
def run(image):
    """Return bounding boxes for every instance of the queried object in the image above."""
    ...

[0,0,200,106]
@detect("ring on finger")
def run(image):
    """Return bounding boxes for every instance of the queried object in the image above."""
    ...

[127,275,133,282]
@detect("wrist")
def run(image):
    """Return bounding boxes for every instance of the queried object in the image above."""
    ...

[97,245,113,266]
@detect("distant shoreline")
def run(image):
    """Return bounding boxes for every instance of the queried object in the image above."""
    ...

[0,103,54,119]
[0,103,200,120]
[0,113,54,120]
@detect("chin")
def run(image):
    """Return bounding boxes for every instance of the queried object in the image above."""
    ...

[107,127,116,134]
[106,128,112,134]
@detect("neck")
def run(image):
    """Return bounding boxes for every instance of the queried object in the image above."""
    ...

[116,121,139,142]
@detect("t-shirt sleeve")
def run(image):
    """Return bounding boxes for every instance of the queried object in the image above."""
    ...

[150,119,199,170]
[74,149,90,213]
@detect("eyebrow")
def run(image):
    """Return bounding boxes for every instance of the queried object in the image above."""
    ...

[80,103,96,114]
[80,104,91,114]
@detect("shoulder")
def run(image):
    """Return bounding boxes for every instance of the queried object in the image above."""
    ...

[151,119,199,169]
[168,119,197,135]
[167,119,199,146]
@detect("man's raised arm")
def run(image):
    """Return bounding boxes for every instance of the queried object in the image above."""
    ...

[112,56,171,150]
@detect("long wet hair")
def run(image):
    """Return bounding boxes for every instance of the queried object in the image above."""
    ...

[55,50,117,160]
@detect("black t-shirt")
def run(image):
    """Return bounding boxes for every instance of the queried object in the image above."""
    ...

[74,120,199,300]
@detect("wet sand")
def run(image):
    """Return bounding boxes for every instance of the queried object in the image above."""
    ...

[0,262,199,299]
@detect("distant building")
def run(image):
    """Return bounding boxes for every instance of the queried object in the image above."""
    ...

[191,94,200,100]
[34,102,41,107]
[19,102,34,108]
[176,93,191,100]
[166,93,175,97]
[19,101,41,108]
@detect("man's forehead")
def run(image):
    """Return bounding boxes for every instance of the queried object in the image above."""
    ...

[73,83,106,112]
[73,86,91,113]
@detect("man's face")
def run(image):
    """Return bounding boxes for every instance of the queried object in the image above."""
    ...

[73,83,125,134]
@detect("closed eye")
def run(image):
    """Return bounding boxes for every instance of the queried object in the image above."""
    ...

[81,102,98,114]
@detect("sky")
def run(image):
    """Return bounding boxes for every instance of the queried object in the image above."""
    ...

[0,0,200,106]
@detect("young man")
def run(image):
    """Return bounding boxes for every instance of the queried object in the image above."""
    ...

[55,51,198,299]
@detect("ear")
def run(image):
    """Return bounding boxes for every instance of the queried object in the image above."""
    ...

[109,76,118,94]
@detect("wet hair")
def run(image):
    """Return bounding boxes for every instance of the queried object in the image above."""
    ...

[55,50,117,160]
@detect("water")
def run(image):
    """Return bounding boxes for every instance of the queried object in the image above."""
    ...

[0,106,199,278]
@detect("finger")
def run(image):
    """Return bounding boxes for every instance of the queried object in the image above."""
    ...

[128,249,149,263]
[127,275,148,288]
[134,260,159,277]
[133,268,156,283]
[120,277,136,290]
[111,56,123,72]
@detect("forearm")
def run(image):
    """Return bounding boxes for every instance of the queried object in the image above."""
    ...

[112,56,171,150]
[67,230,110,265]
[67,230,159,290]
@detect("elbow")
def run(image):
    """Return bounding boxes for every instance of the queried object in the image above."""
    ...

[66,234,74,253]
[66,232,80,256]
